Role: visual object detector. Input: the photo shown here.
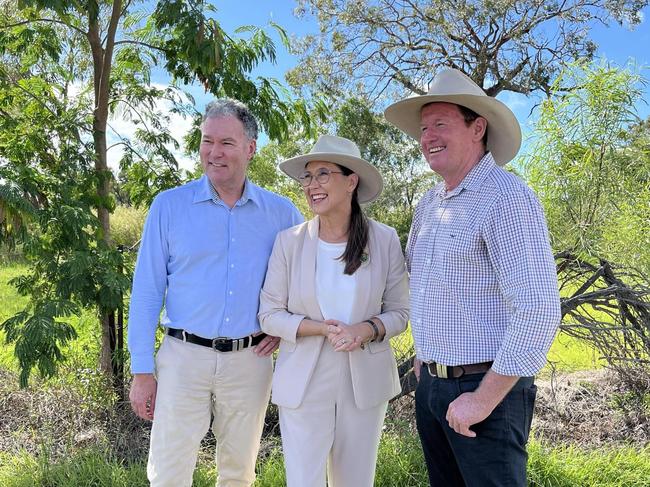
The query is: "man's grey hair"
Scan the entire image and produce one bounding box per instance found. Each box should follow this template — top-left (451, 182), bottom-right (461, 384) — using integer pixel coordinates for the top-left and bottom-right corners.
top-left (202, 98), bottom-right (259, 140)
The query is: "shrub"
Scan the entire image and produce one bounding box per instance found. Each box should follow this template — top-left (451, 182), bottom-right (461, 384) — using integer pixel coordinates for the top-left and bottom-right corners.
top-left (111, 206), bottom-right (146, 249)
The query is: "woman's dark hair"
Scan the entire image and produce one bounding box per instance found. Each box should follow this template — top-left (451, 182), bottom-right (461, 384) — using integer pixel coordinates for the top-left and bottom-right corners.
top-left (337, 164), bottom-right (369, 275)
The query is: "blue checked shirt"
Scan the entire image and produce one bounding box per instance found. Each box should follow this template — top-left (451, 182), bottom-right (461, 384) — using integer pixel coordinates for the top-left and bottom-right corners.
top-left (127, 175), bottom-right (303, 373)
top-left (406, 153), bottom-right (560, 376)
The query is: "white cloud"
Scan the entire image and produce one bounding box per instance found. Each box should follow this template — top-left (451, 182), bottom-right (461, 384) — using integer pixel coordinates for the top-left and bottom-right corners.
top-left (106, 83), bottom-right (197, 172)
top-left (497, 90), bottom-right (532, 112)
top-left (496, 90), bottom-right (544, 137)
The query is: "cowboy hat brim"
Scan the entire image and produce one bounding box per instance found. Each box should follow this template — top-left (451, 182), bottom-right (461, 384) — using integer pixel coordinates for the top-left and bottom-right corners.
top-left (384, 93), bottom-right (522, 166)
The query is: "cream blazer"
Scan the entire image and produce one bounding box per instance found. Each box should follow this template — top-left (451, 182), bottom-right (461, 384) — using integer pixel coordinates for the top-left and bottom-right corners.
top-left (258, 217), bottom-right (409, 410)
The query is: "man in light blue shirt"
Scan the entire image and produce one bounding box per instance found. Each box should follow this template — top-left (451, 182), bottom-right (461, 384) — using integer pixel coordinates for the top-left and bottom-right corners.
top-left (127, 98), bottom-right (303, 487)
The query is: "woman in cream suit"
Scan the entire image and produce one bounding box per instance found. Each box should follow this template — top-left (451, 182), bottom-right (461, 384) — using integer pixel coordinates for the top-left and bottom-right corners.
top-left (258, 135), bottom-right (409, 487)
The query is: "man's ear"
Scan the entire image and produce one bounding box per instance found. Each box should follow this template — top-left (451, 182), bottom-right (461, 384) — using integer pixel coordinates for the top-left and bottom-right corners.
top-left (247, 139), bottom-right (257, 160)
top-left (473, 117), bottom-right (487, 142)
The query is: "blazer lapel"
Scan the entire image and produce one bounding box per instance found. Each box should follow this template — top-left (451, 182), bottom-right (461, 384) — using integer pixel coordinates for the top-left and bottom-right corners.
top-left (300, 217), bottom-right (324, 321)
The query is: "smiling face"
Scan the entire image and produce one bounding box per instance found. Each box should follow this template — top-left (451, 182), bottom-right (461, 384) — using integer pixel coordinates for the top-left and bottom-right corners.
top-left (302, 161), bottom-right (358, 218)
top-left (419, 102), bottom-right (487, 183)
top-left (199, 115), bottom-right (256, 192)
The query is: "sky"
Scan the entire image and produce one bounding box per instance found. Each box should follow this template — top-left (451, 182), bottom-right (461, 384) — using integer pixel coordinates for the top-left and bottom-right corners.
top-left (107, 1), bottom-right (650, 171)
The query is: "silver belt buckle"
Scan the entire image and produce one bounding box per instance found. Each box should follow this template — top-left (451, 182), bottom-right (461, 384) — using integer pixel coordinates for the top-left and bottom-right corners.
top-left (212, 337), bottom-right (230, 351)
top-left (435, 362), bottom-right (448, 379)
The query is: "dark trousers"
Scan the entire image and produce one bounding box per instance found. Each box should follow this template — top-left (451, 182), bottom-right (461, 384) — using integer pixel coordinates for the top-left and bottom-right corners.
top-left (415, 367), bottom-right (536, 487)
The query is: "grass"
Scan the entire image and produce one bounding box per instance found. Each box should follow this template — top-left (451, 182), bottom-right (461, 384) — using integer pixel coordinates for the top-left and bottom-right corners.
top-left (0, 263), bottom-right (29, 369)
top-left (0, 263), bottom-right (105, 374)
top-left (528, 442), bottom-right (650, 487)
top-left (0, 449), bottom-right (148, 487)
top-left (374, 430), bottom-right (429, 486)
top-left (1, 438), bottom-right (649, 487)
top-left (542, 331), bottom-right (603, 376)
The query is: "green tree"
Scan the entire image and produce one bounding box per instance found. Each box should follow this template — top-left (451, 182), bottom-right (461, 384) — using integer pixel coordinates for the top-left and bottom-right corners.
top-left (601, 117), bottom-right (650, 273)
top-left (526, 61), bottom-right (649, 273)
top-left (290, 0), bottom-right (647, 102)
top-left (249, 134), bottom-right (314, 215)
top-left (0, 0), bottom-right (318, 386)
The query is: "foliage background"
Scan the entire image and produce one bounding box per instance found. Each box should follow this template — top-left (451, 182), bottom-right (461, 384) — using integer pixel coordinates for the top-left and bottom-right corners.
top-left (1, 0), bottom-right (650, 485)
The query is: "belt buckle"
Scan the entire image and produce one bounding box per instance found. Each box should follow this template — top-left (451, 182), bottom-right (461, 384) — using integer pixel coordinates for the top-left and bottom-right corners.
top-left (212, 337), bottom-right (231, 351)
top-left (435, 362), bottom-right (449, 379)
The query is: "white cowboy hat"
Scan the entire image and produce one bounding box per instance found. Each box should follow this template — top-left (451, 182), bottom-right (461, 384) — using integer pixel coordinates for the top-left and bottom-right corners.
top-left (280, 135), bottom-right (383, 204)
top-left (384, 69), bottom-right (521, 165)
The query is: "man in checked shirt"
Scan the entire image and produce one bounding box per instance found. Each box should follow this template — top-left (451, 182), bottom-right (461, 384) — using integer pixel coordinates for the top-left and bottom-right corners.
top-left (384, 69), bottom-right (561, 486)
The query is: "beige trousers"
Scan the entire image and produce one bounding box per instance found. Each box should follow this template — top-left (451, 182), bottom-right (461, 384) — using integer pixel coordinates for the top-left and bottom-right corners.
top-left (147, 335), bottom-right (272, 487)
top-left (279, 344), bottom-right (388, 487)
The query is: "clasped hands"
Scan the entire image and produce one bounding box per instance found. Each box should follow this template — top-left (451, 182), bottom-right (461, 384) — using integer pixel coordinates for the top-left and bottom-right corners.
top-left (324, 319), bottom-right (369, 352)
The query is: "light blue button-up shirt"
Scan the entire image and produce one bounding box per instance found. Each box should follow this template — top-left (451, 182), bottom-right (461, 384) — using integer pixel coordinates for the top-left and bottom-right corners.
top-left (127, 175), bottom-right (303, 373)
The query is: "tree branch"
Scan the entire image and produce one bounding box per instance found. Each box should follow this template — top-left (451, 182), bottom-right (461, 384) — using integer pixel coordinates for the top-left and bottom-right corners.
top-left (113, 39), bottom-right (168, 53)
top-left (0, 18), bottom-right (87, 37)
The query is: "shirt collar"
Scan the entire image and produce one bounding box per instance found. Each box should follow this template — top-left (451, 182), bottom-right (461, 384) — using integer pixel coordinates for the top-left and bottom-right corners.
top-left (193, 175), bottom-right (214, 203)
top-left (193, 175), bottom-right (259, 207)
top-left (435, 152), bottom-right (496, 199)
top-left (239, 179), bottom-right (260, 206)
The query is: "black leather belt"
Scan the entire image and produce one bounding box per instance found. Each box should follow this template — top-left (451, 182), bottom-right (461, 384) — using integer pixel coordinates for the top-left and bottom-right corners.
top-left (425, 361), bottom-right (493, 379)
top-left (167, 327), bottom-right (266, 352)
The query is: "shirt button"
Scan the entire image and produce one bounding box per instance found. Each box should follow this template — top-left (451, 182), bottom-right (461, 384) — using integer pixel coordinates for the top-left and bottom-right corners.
top-left (225, 317), bottom-right (230, 322)
top-left (229, 291), bottom-right (233, 295)
top-left (231, 238), bottom-right (235, 242)
top-left (426, 258), bottom-right (431, 265)
top-left (230, 264), bottom-right (234, 268)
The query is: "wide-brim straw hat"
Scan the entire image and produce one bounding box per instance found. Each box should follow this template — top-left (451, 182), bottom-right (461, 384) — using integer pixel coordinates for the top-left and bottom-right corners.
top-left (384, 68), bottom-right (521, 165)
top-left (280, 135), bottom-right (383, 204)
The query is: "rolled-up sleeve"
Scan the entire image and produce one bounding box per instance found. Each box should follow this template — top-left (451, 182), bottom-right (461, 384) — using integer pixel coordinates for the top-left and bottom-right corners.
top-left (483, 188), bottom-right (561, 376)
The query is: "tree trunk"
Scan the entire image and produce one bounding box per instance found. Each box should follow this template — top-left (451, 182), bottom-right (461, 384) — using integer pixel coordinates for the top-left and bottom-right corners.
top-left (87, 1), bottom-right (123, 377)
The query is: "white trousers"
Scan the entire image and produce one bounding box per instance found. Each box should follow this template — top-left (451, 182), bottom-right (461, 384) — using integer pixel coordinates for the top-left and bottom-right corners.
top-left (279, 344), bottom-right (388, 487)
top-left (147, 335), bottom-right (272, 487)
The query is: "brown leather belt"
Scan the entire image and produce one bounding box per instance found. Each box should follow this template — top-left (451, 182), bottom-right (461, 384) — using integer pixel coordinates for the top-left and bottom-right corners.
top-left (425, 361), bottom-right (493, 379)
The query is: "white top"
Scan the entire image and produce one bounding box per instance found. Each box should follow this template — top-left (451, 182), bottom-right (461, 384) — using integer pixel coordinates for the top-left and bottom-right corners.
top-left (316, 239), bottom-right (357, 324)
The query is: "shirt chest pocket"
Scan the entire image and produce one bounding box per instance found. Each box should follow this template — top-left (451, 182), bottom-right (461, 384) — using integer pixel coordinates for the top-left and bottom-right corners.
top-left (436, 232), bottom-right (483, 278)
top-left (444, 233), bottom-right (477, 260)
